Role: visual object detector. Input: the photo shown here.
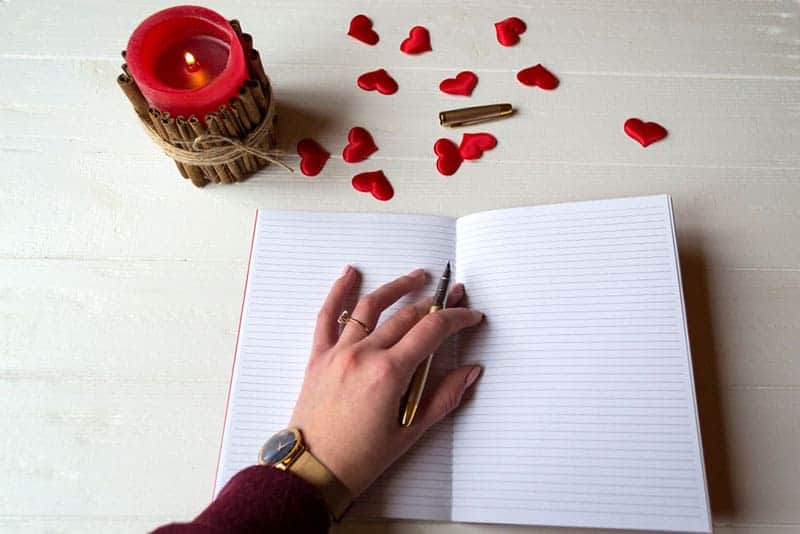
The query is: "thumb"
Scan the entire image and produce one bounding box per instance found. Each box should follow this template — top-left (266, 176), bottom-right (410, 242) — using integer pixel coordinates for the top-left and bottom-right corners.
top-left (414, 365), bottom-right (482, 432)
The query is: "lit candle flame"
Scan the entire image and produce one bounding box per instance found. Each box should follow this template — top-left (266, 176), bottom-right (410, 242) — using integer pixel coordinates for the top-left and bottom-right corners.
top-left (182, 50), bottom-right (206, 87)
top-left (184, 51), bottom-right (201, 74)
top-left (184, 51), bottom-right (196, 67)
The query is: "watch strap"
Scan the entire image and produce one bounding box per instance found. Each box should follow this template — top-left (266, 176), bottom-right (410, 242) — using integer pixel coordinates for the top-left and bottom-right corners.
top-left (289, 449), bottom-right (353, 520)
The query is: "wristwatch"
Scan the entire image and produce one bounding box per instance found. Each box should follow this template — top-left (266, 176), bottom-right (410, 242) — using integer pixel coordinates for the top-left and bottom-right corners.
top-left (258, 427), bottom-right (352, 519)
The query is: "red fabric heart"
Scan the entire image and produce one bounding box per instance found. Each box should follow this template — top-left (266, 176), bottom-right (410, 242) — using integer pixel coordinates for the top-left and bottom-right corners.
top-left (342, 127), bottom-right (378, 163)
top-left (347, 14), bottom-right (379, 45)
top-left (352, 170), bottom-right (394, 201)
top-left (517, 64), bottom-right (559, 90)
top-left (624, 118), bottom-right (668, 147)
top-left (296, 138), bottom-right (329, 176)
top-left (434, 138), bottom-right (463, 176)
top-left (439, 71), bottom-right (478, 96)
top-left (459, 132), bottom-right (497, 160)
top-left (357, 69), bottom-right (399, 95)
top-left (494, 17), bottom-right (526, 46)
top-left (400, 26), bottom-right (432, 54)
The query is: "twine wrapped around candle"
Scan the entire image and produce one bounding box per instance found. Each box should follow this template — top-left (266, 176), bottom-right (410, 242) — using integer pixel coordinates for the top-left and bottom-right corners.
top-left (137, 95), bottom-right (293, 173)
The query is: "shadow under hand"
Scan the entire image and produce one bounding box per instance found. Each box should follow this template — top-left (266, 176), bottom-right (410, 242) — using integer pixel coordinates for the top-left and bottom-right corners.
top-left (679, 241), bottom-right (734, 519)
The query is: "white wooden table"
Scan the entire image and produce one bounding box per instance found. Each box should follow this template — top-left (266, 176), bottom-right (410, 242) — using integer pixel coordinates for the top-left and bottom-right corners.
top-left (2, 1), bottom-right (798, 533)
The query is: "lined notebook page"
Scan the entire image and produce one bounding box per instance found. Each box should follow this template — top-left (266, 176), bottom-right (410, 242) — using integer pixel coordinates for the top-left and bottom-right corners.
top-left (214, 210), bottom-right (457, 521)
top-left (452, 196), bottom-right (711, 532)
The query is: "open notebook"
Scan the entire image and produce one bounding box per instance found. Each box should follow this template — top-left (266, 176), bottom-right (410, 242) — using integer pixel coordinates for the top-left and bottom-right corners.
top-left (214, 195), bottom-right (711, 533)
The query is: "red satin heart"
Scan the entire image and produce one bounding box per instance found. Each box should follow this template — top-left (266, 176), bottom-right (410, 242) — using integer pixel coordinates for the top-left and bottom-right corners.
top-left (494, 17), bottom-right (526, 46)
top-left (352, 170), bottom-right (394, 201)
top-left (347, 14), bottom-right (379, 45)
top-left (624, 118), bottom-right (668, 147)
top-left (296, 138), bottom-right (329, 176)
top-left (459, 132), bottom-right (497, 160)
top-left (342, 127), bottom-right (378, 163)
top-left (439, 71), bottom-right (478, 96)
top-left (434, 138), bottom-right (463, 176)
top-left (357, 68), bottom-right (399, 95)
top-left (517, 64), bottom-right (559, 90)
top-left (400, 25), bottom-right (432, 54)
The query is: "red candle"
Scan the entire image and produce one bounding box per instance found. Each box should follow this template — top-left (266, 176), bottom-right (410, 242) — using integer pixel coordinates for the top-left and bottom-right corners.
top-left (126, 5), bottom-right (248, 119)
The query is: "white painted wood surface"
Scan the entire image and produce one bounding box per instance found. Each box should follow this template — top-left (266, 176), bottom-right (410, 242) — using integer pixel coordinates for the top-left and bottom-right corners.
top-left (1, 1), bottom-right (798, 532)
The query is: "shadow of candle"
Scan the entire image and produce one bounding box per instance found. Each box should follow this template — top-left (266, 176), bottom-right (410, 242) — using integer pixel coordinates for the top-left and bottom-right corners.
top-left (273, 94), bottom-right (354, 155)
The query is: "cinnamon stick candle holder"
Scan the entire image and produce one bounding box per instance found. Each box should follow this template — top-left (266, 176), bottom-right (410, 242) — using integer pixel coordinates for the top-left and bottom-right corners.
top-left (118, 20), bottom-right (286, 187)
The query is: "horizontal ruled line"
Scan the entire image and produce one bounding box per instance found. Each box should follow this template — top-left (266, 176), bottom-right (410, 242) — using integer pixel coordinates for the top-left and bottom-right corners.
top-left (456, 205), bottom-right (664, 226)
top-left (375, 494), bottom-right (699, 512)
top-left (458, 217), bottom-right (665, 236)
top-left (460, 410), bottom-right (689, 418)
top-left (462, 267), bottom-right (673, 281)
top-left (458, 242), bottom-right (670, 257)
top-left (452, 470), bottom-right (696, 482)
top-left (457, 231), bottom-right (667, 247)
top-left (452, 426), bottom-right (687, 434)
top-left (454, 441), bottom-right (692, 449)
top-left (451, 502), bottom-right (700, 518)
top-left (452, 479), bottom-right (695, 491)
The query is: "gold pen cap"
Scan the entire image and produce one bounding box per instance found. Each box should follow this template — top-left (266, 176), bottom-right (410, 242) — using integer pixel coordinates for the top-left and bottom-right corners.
top-left (439, 103), bottom-right (513, 127)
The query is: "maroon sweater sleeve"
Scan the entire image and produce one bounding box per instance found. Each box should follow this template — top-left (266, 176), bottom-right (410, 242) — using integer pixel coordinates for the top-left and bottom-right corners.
top-left (151, 465), bottom-right (331, 534)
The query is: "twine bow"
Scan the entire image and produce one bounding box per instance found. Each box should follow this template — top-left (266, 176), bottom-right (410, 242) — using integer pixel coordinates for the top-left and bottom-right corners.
top-left (139, 96), bottom-right (293, 173)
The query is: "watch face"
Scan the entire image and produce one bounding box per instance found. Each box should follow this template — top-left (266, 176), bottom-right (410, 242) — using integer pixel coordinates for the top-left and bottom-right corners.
top-left (259, 428), bottom-right (298, 465)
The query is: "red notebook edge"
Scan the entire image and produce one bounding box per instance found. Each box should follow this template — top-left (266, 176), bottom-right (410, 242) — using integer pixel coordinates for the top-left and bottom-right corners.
top-left (211, 208), bottom-right (260, 501)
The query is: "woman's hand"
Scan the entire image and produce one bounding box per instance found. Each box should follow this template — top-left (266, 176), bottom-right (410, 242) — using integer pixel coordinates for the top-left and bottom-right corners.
top-left (289, 265), bottom-right (483, 497)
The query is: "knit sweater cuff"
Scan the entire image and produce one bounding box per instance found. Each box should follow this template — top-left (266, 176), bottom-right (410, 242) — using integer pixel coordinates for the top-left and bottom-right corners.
top-left (151, 465), bottom-right (331, 534)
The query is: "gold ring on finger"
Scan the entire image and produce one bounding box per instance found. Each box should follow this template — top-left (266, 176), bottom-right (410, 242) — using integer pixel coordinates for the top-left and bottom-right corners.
top-left (337, 310), bottom-right (372, 334)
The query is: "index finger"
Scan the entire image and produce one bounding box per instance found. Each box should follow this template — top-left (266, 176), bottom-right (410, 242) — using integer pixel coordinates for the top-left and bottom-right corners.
top-left (389, 307), bottom-right (483, 372)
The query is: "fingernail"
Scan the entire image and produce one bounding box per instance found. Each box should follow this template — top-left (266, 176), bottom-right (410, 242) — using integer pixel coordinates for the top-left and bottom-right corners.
top-left (449, 283), bottom-right (464, 300)
top-left (464, 365), bottom-right (482, 387)
top-left (340, 264), bottom-right (352, 277)
top-left (472, 309), bottom-right (484, 322)
top-left (409, 268), bottom-right (426, 279)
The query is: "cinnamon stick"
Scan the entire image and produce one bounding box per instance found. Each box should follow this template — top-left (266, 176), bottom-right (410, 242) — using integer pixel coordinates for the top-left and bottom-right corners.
top-left (238, 86), bottom-right (261, 125)
top-left (238, 33), bottom-right (255, 75)
top-left (204, 113), bottom-right (235, 183)
top-left (229, 97), bottom-right (265, 169)
top-left (240, 33), bottom-right (253, 53)
top-left (247, 79), bottom-right (269, 114)
top-left (258, 79), bottom-right (279, 149)
top-left (219, 105), bottom-right (257, 173)
top-left (229, 97), bottom-right (253, 131)
top-left (117, 73), bottom-right (149, 119)
top-left (228, 99), bottom-right (265, 170)
top-left (188, 117), bottom-right (221, 183)
top-left (211, 110), bottom-right (245, 182)
top-left (247, 49), bottom-right (270, 95)
top-left (176, 117), bottom-right (209, 187)
top-left (236, 32), bottom-right (272, 158)
top-left (120, 54), bottom-right (132, 84)
top-left (148, 108), bottom-right (167, 138)
top-left (246, 79), bottom-right (274, 161)
top-left (230, 23), bottom-right (259, 82)
top-left (157, 112), bottom-right (189, 179)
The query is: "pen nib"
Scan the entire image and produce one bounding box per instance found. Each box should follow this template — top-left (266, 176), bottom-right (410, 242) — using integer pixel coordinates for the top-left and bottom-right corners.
top-left (432, 262), bottom-right (452, 308)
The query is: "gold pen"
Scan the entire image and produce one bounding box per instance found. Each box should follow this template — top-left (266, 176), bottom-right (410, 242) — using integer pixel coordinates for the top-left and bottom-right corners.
top-left (400, 261), bottom-right (452, 427)
top-left (439, 103), bottom-right (513, 127)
